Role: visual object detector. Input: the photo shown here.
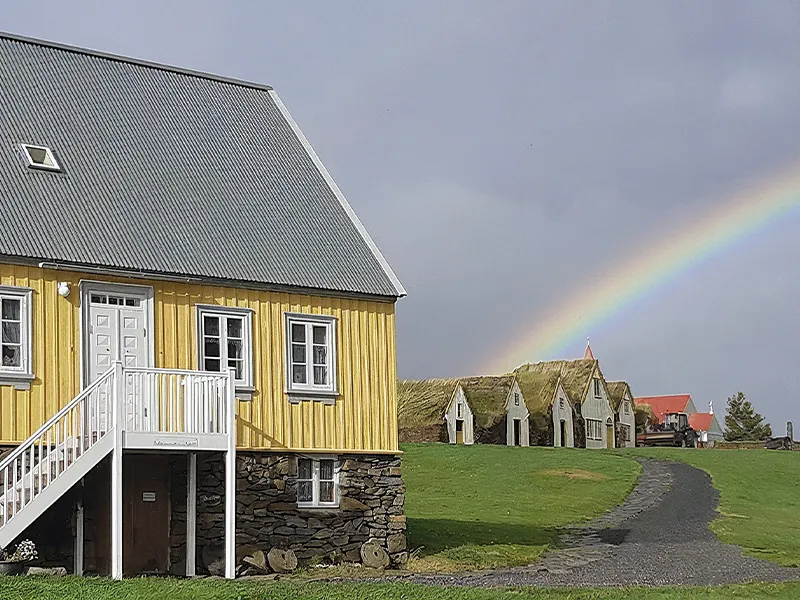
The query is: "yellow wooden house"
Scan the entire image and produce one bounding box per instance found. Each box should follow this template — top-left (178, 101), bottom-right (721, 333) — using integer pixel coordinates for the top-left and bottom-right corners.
top-left (0, 32), bottom-right (405, 578)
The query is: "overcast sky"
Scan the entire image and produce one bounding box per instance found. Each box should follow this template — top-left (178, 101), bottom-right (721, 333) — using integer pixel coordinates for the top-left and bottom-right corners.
top-left (5, 1), bottom-right (800, 433)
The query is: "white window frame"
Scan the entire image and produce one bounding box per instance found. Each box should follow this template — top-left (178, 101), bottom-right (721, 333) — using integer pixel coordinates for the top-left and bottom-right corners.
top-left (586, 418), bottom-right (602, 440)
top-left (593, 378), bottom-right (602, 398)
top-left (514, 392), bottom-right (520, 406)
top-left (0, 286), bottom-right (34, 385)
top-left (623, 400), bottom-right (630, 415)
top-left (196, 305), bottom-right (254, 390)
top-left (296, 456), bottom-right (339, 509)
top-left (284, 312), bottom-right (338, 397)
top-left (21, 144), bottom-right (61, 172)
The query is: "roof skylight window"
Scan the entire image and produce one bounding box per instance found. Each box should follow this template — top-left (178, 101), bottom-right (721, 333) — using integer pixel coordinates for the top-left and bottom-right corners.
top-left (21, 144), bottom-right (61, 171)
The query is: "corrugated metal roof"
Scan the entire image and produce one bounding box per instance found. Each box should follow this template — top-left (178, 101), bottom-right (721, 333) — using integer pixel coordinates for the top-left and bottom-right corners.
top-left (0, 32), bottom-right (404, 298)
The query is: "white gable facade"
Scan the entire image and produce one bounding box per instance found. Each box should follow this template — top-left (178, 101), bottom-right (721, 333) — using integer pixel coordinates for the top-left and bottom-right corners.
top-left (617, 391), bottom-right (636, 448)
top-left (505, 380), bottom-right (530, 446)
top-left (552, 382), bottom-right (575, 448)
top-left (445, 386), bottom-right (474, 445)
top-left (581, 369), bottom-right (615, 449)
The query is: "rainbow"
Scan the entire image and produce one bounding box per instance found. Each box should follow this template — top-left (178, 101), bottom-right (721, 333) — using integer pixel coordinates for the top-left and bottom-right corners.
top-left (480, 166), bottom-right (800, 374)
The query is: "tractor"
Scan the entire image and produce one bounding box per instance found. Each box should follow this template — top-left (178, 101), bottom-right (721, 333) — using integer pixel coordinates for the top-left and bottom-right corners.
top-left (636, 412), bottom-right (698, 448)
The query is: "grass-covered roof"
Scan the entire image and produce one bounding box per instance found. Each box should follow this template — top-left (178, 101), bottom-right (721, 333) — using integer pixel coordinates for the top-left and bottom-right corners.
top-left (513, 359), bottom-right (597, 406)
top-left (397, 375), bottom-right (516, 430)
top-left (606, 381), bottom-right (632, 412)
top-left (397, 378), bottom-right (459, 428)
top-left (514, 370), bottom-right (561, 416)
top-left (459, 376), bottom-right (516, 429)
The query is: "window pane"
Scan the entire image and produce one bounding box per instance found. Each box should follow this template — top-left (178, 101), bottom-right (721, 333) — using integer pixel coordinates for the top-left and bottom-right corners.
top-left (312, 325), bottom-right (326, 345)
top-left (297, 481), bottom-right (313, 503)
top-left (204, 337), bottom-right (220, 358)
top-left (228, 359), bottom-right (243, 380)
top-left (312, 345), bottom-right (327, 365)
top-left (319, 460), bottom-right (334, 481)
top-left (292, 365), bottom-right (307, 384)
top-left (291, 343), bottom-right (306, 364)
top-left (291, 323), bottom-right (306, 343)
top-left (204, 358), bottom-right (221, 372)
top-left (227, 318), bottom-right (243, 339)
top-left (298, 458), bottom-right (312, 480)
top-left (2, 345), bottom-right (20, 367)
top-left (313, 366), bottom-right (327, 386)
top-left (228, 339), bottom-right (243, 359)
top-left (203, 315), bottom-right (219, 336)
top-left (2, 322), bottom-right (20, 344)
top-left (108, 296), bottom-right (119, 305)
top-left (90, 295), bottom-right (104, 304)
top-left (319, 481), bottom-right (334, 503)
top-left (1, 299), bottom-right (20, 321)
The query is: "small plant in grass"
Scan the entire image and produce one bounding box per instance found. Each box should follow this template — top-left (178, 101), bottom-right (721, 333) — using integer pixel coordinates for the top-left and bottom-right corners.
top-left (1, 539), bottom-right (37, 563)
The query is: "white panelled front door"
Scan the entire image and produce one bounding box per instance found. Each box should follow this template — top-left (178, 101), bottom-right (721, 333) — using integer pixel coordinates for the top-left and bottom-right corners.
top-left (84, 287), bottom-right (151, 430)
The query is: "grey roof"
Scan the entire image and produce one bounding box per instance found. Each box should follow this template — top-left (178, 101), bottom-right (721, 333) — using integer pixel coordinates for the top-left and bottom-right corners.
top-left (0, 32), bottom-right (404, 298)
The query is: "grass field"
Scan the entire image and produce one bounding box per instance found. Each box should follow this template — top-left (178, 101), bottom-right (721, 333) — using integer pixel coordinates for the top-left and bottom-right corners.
top-left (402, 443), bottom-right (640, 571)
top-left (623, 448), bottom-right (800, 566)
top-left (1, 577), bottom-right (799, 600)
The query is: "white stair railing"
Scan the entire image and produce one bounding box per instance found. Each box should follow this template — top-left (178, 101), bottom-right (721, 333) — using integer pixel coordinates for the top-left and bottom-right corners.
top-left (0, 364), bottom-right (235, 540)
top-left (122, 368), bottom-right (231, 435)
top-left (0, 367), bottom-right (116, 527)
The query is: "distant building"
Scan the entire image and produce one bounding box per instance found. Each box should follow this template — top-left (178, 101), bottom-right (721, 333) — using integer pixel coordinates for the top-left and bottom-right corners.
top-left (689, 403), bottom-right (724, 446)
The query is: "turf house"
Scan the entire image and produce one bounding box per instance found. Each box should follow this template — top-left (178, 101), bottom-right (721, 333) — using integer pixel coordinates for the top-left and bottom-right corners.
top-left (0, 32), bottom-right (407, 578)
top-left (397, 379), bottom-right (473, 444)
top-left (606, 381), bottom-right (637, 448)
top-left (514, 370), bottom-right (575, 447)
top-left (514, 357), bottom-right (615, 449)
top-left (397, 376), bottom-right (531, 446)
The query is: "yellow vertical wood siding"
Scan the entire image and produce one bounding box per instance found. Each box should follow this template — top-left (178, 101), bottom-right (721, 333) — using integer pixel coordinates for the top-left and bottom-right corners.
top-left (0, 264), bottom-right (399, 452)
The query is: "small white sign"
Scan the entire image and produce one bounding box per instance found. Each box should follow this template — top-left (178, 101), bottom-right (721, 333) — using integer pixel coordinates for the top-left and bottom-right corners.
top-left (153, 437), bottom-right (199, 447)
top-left (142, 492), bottom-right (156, 502)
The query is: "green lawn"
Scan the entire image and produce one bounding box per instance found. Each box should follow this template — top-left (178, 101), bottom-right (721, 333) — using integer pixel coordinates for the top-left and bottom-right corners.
top-left (621, 448), bottom-right (800, 566)
top-left (402, 443), bottom-right (640, 571)
top-left (1, 577), bottom-right (800, 600)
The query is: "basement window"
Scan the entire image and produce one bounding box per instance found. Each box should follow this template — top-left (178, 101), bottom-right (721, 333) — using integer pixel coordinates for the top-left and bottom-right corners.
top-left (21, 144), bottom-right (61, 172)
top-left (297, 457), bottom-right (339, 509)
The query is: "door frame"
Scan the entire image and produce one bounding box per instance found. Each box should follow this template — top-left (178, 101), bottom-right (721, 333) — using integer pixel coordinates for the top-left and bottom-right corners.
top-left (79, 280), bottom-right (156, 389)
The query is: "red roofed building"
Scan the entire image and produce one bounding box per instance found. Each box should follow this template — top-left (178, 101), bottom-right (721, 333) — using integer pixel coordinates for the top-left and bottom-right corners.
top-left (634, 394), bottom-right (697, 424)
top-left (689, 411), bottom-right (724, 446)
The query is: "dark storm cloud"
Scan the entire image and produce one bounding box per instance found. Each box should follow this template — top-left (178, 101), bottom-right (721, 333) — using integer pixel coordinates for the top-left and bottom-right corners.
top-left (4, 0), bottom-right (799, 431)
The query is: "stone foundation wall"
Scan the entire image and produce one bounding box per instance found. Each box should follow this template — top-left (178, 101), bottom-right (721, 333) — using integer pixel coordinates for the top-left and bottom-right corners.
top-left (170, 451), bottom-right (406, 574)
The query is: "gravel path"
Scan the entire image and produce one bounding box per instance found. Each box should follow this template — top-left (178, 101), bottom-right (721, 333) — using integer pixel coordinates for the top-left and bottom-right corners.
top-left (403, 458), bottom-right (800, 587)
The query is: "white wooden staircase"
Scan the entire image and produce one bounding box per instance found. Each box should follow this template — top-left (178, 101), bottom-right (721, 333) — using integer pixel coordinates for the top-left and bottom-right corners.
top-left (0, 363), bottom-right (237, 579)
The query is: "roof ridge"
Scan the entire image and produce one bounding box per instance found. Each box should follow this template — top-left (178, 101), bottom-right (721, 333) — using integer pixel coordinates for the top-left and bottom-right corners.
top-left (0, 30), bottom-right (274, 93)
